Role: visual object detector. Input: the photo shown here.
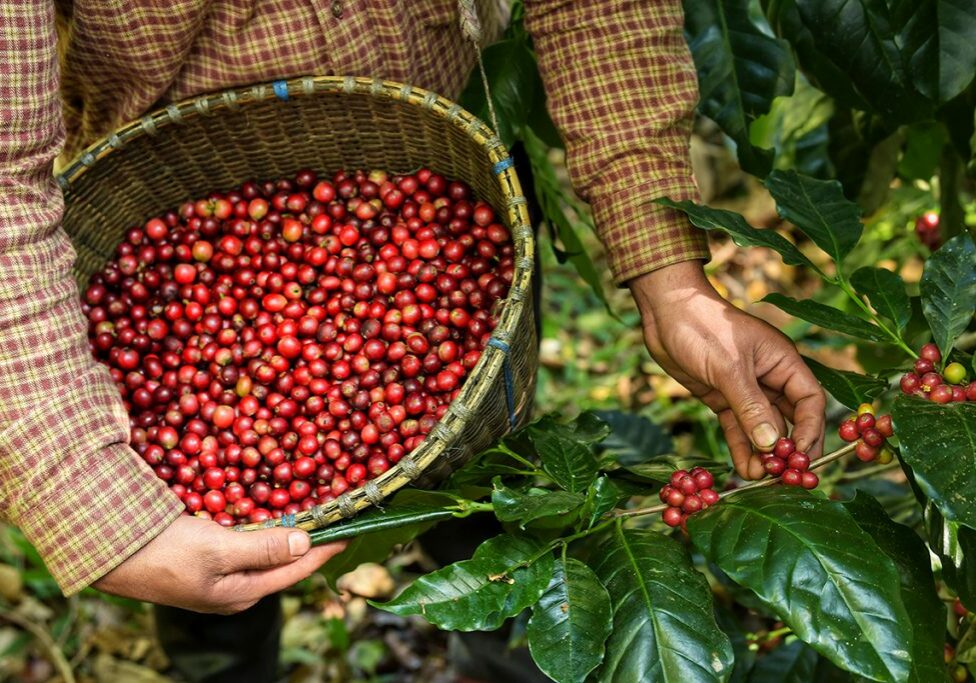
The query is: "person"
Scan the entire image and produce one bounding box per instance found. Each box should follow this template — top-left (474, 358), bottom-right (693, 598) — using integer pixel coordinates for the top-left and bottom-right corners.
top-left (0, 0), bottom-right (825, 673)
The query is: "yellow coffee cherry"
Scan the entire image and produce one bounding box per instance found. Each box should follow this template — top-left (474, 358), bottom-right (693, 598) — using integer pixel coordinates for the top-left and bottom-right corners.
top-left (945, 362), bottom-right (968, 385)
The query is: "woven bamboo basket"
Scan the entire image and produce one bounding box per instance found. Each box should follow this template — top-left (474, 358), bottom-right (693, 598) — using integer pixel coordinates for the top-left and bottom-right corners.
top-left (58, 75), bottom-right (538, 532)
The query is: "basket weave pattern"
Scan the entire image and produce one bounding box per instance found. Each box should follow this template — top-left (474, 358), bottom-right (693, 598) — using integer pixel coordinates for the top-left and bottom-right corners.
top-left (58, 76), bottom-right (538, 531)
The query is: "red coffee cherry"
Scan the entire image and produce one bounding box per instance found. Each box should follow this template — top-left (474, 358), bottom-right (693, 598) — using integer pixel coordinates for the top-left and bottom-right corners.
top-left (875, 414), bottom-right (894, 439)
top-left (773, 437), bottom-right (795, 459)
top-left (781, 469), bottom-right (802, 487)
top-left (787, 452), bottom-right (810, 472)
top-left (855, 441), bottom-right (879, 462)
top-left (662, 507), bottom-right (684, 528)
top-left (919, 343), bottom-right (942, 364)
top-left (800, 471), bottom-right (819, 490)
top-left (838, 420), bottom-right (860, 442)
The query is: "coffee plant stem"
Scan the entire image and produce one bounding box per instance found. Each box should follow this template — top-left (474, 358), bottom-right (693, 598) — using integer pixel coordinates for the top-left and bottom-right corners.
top-left (613, 442), bottom-right (858, 519)
top-left (840, 460), bottom-right (901, 481)
top-left (750, 625), bottom-right (793, 645)
top-left (455, 500), bottom-right (495, 515)
top-left (837, 278), bottom-right (918, 359)
top-left (499, 517), bottom-right (620, 577)
top-left (492, 446), bottom-right (547, 478)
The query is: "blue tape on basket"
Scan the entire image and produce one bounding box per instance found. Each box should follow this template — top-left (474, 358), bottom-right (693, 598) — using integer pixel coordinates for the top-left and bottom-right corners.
top-left (273, 80), bottom-right (289, 101)
top-left (280, 513), bottom-right (295, 528)
top-left (487, 337), bottom-right (516, 430)
top-left (493, 157), bottom-right (514, 174)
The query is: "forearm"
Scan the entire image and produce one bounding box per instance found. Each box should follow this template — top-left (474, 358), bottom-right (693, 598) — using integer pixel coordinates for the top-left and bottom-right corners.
top-left (0, 0), bottom-right (182, 595)
top-left (523, 0), bottom-right (710, 283)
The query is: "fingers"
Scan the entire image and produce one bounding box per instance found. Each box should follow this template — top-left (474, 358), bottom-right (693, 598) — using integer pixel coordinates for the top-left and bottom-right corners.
top-left (215, 541), bottom-right (347, 613)
top-left (716, 366), bottom-right (783, 455)
top-left (241, 542), bottom-right (346, 594)
top-left (719, 410), bottom-right (766, 480)
top-left (219, 527), bottom-right (317, 572)
top-left (779, 364), bottom-right (826, 457)
top-left (757, 349), bottom-right (826, 457)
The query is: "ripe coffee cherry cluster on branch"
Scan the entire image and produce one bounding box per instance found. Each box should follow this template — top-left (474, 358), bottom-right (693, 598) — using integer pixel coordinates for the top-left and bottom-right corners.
top-left (900, 343), bottom-right (976, 404)
top-left (761, 437), bottom-right (818, 489)
top-left (82, 168), bottom-right (514, 526)
top-left (837, 403), bottom-right (894, 464)
top-left (659, 467), bottom-right (719, 528)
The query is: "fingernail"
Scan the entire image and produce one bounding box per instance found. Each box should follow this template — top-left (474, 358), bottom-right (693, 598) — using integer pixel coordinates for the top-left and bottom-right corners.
top-left (288, 532), bottom-right (310, 557)
top-left (752, 423), bottom-right (778, 450)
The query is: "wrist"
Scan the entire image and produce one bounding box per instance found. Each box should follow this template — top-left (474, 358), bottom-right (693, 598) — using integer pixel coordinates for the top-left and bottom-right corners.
top-left (627, 260), bottom-right (718, 321)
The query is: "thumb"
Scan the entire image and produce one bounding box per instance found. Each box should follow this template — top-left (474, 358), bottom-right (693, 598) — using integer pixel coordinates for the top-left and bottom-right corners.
top-left (220, 527), bottom-right (312, 572)
top-left (719, 372), bottom-right (781, 453)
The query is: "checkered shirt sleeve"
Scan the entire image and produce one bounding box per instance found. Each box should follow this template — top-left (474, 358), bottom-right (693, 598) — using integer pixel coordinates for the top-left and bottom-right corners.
top-left (525, 0), bottom-right (711, 285)
top-left (0, 0), bottom-right (183, 596)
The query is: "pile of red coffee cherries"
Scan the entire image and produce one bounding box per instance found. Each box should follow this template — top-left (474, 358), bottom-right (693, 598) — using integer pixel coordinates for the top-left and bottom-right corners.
top-left (659, 468), bottom-right (720, 529)
top-left (837, 403), bottom-right (894, 464)
top-left (760, 437), bottom-right (819, 489)
top-left (900, 343), bottom-right (976, 404)
top-left (82, 168), bottom-right (513, 526)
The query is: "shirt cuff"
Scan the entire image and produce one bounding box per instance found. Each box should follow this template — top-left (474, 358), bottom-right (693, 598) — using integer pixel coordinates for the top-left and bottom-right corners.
top-left (590, 179), bottom-right (711, 286)
top-left (0, 360), bottom-right (184, 595)
top-left (19, 441), bottom-right (183, 596)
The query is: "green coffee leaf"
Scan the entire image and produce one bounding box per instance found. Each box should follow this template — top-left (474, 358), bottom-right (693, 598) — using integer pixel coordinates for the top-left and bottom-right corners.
top-left (850, 266), bottom-right (912, 333)
top-left (844, 493), bottom-right (945, 683)
top-left (920, 233), bottom-right (976, 359)
top-left (683, 0), bottom-right (795, 176)
top-left (579, 477), bottom-right (625, 529)
top-left (749, 77), bottom-right (835, 180)
top-left (315, 490), bottom-right (459, 586)
top-left (372, 534), bottom-right (552, 631)
top-left (802, 356), bottom-right (888, 411)
top-left (568, 411), bottom-right (613, 444)
top-left (526, 558), bottom-right (613, 683)
top-left (491, 481), bottom-right (584, 528)
top-left (688, 487), bottom-right (913, 681)
top-left (891, 0), bottom-right (976, 104)
top-left (526, 419), bottom-right (600, 494)
top-left (763, 293), bottom-right (888, 342)
top-left (892, 395), bottom-right (976, 529)
top-left (905, 461), bottom-right (976, 611)
top-left (659, 198), bottom-right (824, 277)
top-left (592, 527), bottom-right (733, 682)
top-left (310, 490), bottom-right (459, 546)
top-left (592, 410), bottom-right (673, 466)
top-left (764, 0), bottom-right (934, 123)
top-left (764, 170), bottom-right (863, 264)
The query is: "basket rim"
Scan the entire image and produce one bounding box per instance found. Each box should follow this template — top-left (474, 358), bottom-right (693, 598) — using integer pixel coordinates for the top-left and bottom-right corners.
top-left (59, 75), bottom-right (536, 533)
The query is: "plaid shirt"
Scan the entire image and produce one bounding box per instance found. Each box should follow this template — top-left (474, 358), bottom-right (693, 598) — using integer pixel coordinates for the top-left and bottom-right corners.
top-left (0, 0), bottom-right (707, 595)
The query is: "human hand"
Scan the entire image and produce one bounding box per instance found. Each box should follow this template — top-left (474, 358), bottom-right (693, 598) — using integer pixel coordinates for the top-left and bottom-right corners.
top-left (93, 515), bottom-right (346, 614)
top-left (629, 261), bottom-right (825, 479)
